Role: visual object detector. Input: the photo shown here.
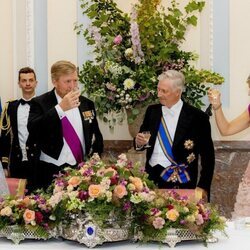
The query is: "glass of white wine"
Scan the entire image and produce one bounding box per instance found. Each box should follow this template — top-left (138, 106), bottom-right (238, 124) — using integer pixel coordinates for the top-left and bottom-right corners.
top-left (207, 83), bottom-right (220, 105)
top-left (142, 131), bottom-right (151, 148)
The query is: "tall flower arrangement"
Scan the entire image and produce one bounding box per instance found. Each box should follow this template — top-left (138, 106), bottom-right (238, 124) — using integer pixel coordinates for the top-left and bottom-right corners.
top-left (77, 0), bottom-right (224, 127)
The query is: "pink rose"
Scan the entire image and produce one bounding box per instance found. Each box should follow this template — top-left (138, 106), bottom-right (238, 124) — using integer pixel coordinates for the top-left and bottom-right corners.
top-left (113, 35), bottom-right (122, 45)
top-left (196, 213), bottom-right (204, 225)
top-left (153, 217), bottom-right (165, 229)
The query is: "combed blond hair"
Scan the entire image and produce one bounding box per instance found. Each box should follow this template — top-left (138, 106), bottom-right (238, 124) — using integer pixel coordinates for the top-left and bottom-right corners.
top-left (51, 60), bottom-right (77, 81)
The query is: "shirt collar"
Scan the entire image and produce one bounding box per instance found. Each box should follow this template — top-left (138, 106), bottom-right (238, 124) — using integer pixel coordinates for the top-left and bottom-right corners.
top-left (21, 95), bottom-right (36, 102)
top-left (162, 99), bottom-right (183, 116)
top-left (54, 89), bottom-right (62, 103)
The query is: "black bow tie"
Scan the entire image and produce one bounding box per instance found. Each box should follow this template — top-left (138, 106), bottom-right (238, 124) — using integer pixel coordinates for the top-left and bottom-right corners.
top-left (20, 99), bottom-right (31, 105)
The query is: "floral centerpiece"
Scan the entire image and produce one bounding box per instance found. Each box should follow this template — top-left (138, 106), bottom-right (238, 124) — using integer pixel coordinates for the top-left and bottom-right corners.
top-left (76, 0), bottom-right (224, 127)
top-left (46, 153), bottom-right (156, 230)
top-left (0, 154), bottom-right (226, 246)
top-left (0, 193), bottom-right (59, 239)
top-left (133, 189), bottom-right (227, 244)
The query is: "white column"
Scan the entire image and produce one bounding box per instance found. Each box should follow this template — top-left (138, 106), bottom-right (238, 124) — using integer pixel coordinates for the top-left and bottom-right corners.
top-left (47, 0), bottom-right (78, 89)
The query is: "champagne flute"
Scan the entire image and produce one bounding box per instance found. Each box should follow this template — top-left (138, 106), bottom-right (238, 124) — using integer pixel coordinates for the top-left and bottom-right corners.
top-left (142, 131), bottom-right (151, 148)
top-left (73, 86), bottom-right (81, 106)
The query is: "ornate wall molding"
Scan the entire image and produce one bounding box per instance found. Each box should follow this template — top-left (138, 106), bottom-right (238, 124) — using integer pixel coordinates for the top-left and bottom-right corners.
top-left (25, 0), bottom-right (34, 68)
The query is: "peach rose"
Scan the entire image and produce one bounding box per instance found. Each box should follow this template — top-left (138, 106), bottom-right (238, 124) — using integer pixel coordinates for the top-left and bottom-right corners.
top-left (22, 197), bottom-right (31, 207)
top-left (68, 176), bottom-right (81, 187)
top-left (166, 209), bottom-right (179, 222)
top-left (88, 184), bottom-right (102, 198)
top-left (0, 206), bottom-right (12, 216)
top-left (113, 185), bottom-right (128, 199)
top-left (23, 209), bottom-right (35, 224)
top-left (104, 167), bottom-right (117, 177)
top-left (129, 176), bottom-right (143, 191)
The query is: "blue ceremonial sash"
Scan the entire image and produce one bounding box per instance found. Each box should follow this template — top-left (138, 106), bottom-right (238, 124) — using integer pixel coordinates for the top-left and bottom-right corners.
top-left (158, 117), bottom-right (190, 183)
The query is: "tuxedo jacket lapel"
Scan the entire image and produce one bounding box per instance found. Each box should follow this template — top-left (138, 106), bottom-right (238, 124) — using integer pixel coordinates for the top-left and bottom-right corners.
top-left (173, 102), bottom-right (193, 148)
top-left (47, 89), bottom-right (58, 108)
top-left (150, 105), bottom-right (162, 145)
top-left (10, 101), bottom-right (19, 140)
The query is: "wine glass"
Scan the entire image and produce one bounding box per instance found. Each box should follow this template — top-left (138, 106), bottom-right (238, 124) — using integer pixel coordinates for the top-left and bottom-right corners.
top-left (207, 83), bottom-right (220, 105)
top-left (142, 131), bottom-right (151, 148)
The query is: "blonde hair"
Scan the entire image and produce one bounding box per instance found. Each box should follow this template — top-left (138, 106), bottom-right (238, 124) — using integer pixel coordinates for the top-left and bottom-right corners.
top-left (51, 60), bottom-right (77, 81)
top-left (158, 70), bottom-right (185, 92)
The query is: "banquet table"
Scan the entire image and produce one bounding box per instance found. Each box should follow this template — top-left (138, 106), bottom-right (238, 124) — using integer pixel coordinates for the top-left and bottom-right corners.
top-left (0, 222), bottom-right (249, 250)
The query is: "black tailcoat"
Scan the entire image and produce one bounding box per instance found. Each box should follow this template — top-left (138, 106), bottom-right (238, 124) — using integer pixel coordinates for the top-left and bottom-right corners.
top-left (137, 103), bottom-right (215, 194)
top-left (0, 100), bottom-right (39, 190)
top-left (28, 89), bottom-right (103, 161)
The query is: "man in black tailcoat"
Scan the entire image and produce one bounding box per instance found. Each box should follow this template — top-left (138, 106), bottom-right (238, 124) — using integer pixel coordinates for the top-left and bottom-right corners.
top-left (135, 70), bottom-right (215, 200)
top-left (0, 67), bottom-right (39, 192)
top-left (28, 60), bottom-right (103, 190)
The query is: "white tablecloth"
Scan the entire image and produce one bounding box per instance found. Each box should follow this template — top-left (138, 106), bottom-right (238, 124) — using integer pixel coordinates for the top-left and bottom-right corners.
top-left (0, 222), bottom-right (249, 250)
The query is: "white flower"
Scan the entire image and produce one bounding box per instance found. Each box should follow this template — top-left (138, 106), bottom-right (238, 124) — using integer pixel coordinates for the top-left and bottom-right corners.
top-left (125, 48), bottom-right (133, 58)
top-left (67, 185), bottom-right (74, 192)
top-left (0, 206), bottom-right (12, 216)
top-left (49, 215), bottom-right (56, 221)
top-left (130, 193), bottom-right (143, 204)
top-left (116, 153), bottom-right (128, 167)
top-left (31, 220), bottom-right (36, 226)
top-left (100, 177), bottom-right (111, 190)
top-left (123, 78), bottom-right (135, 90)
top-left (54, 184), bottom-right (64, 194)
top-left (106, 191), bottom-right (112, 202)
top-left (48, 191), bottom-right (64, 208)
top-left (68, 191), bottom-right (79, 199)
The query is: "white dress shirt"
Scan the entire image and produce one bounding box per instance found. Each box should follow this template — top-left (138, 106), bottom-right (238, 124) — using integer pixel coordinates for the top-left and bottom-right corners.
top-left (17, 98), bottom-right (33, 161)
top-left (149, 99), bottom-right (183, 168)
top-left (40, 91), bottom-right (85, 166)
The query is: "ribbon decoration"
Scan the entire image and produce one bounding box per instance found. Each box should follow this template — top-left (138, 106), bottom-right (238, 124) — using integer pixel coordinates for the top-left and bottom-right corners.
top-left (158, 117), bottom-right (190, 183)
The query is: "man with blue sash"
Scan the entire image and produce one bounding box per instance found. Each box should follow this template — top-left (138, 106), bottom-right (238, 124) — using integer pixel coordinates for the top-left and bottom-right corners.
top-left (135, 70), bottom-right (215, 200)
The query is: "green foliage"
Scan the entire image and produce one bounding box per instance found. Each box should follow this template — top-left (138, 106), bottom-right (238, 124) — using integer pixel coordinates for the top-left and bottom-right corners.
top-left (77, 0), bottom-right (224, 127)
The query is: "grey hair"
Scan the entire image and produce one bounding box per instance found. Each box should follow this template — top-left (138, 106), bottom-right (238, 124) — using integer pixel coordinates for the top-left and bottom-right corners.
top-left (158, 70), bottom-right (185, 92)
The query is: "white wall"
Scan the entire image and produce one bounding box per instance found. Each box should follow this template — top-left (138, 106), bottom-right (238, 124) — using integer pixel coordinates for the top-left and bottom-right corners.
top-left (0, 0), bottom-right (14, 104)
top-left (1, 0), bottom-right (250, 141)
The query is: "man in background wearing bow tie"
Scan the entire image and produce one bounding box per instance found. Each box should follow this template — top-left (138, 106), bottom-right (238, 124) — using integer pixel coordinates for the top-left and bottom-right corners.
top-left (0, 67), bottom-right (38, 192)
top-left (135, 70), bottom-right (215, 200)
top-left (28, 60), bottom-right (104, 190)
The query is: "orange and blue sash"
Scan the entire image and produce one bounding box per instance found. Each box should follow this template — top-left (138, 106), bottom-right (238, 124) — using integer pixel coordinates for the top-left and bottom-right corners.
top-left (158, 117), bottom-right (190, 183)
